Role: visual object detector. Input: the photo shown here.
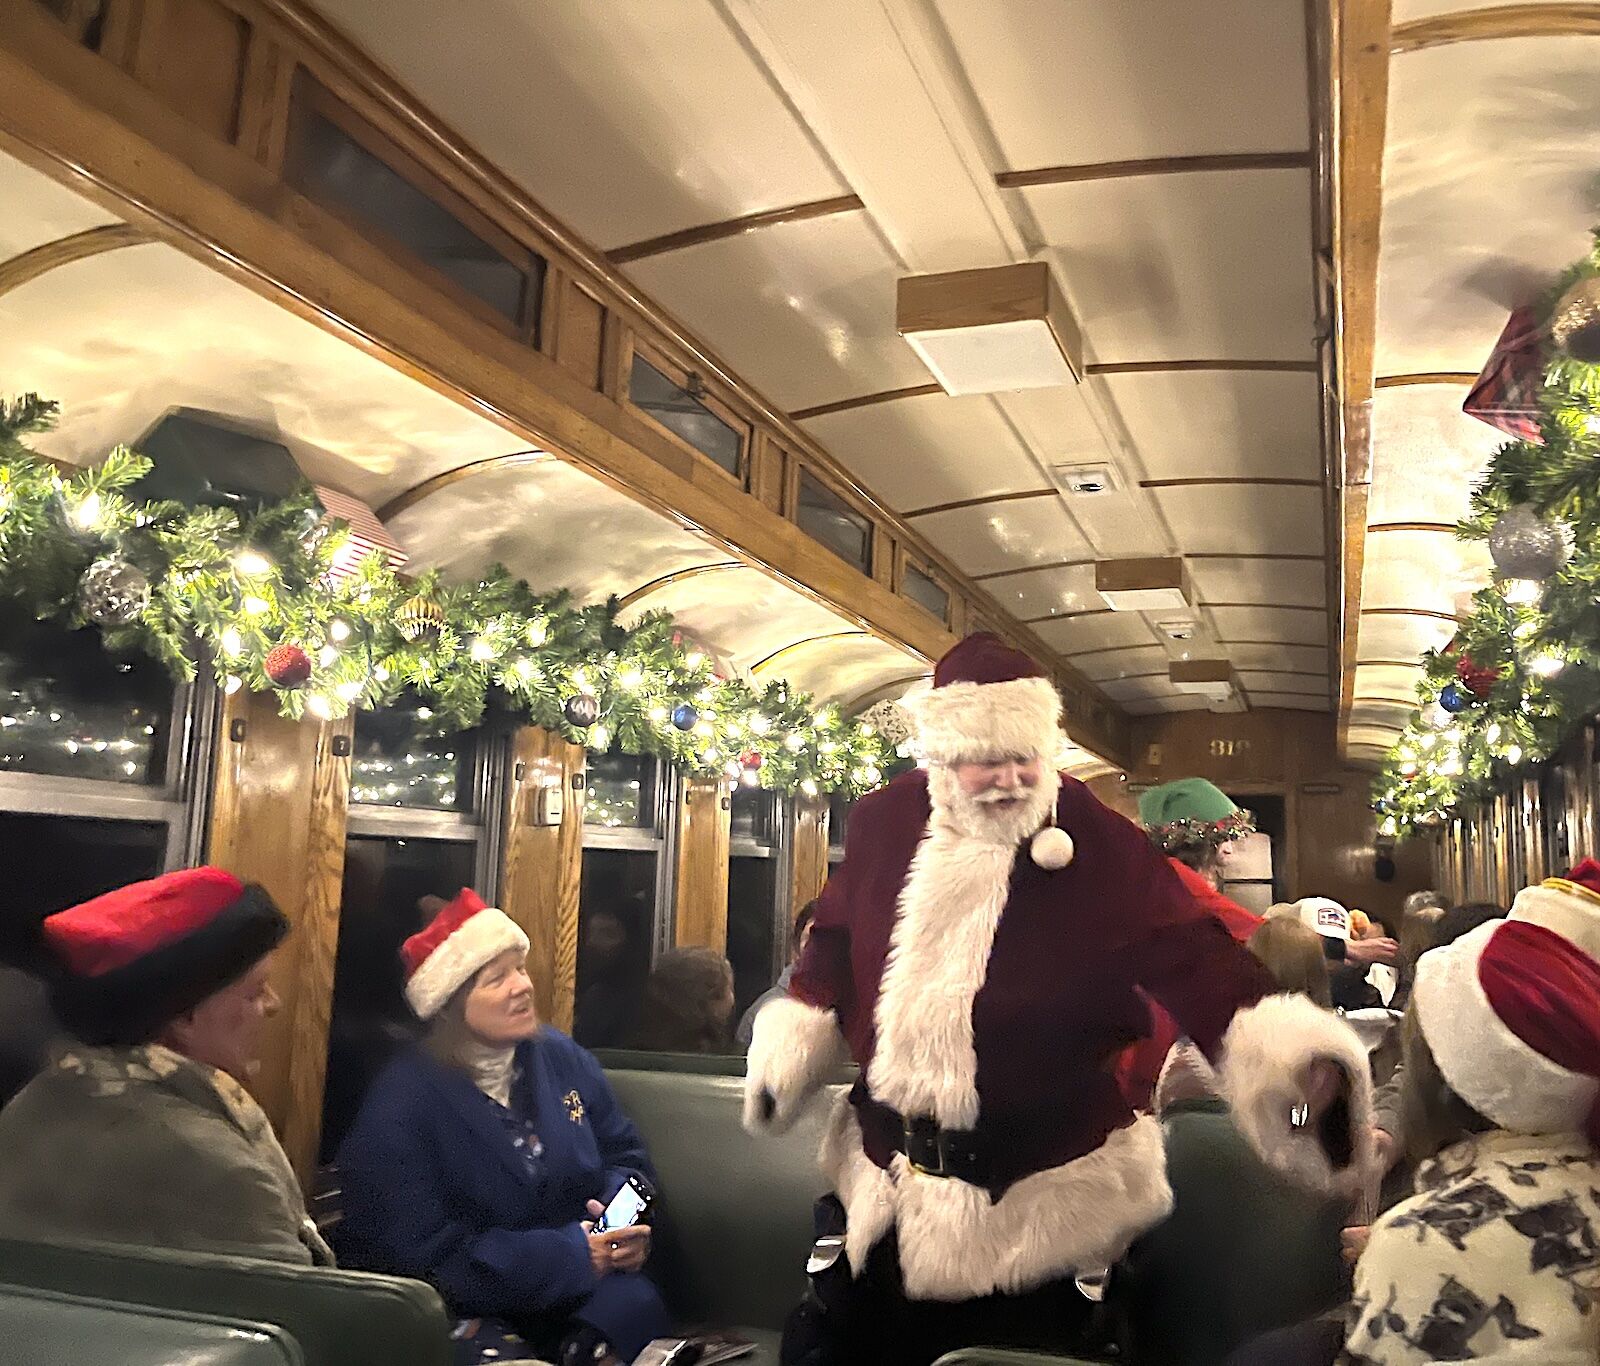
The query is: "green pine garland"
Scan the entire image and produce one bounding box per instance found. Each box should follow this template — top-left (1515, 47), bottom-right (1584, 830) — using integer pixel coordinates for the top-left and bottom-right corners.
top-left (0, 395), bottom-right (901, 797)
top-left (1371, 230), bottom-right (1600, 838)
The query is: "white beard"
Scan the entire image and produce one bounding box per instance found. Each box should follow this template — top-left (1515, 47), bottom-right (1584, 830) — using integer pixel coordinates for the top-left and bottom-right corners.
top-left (927, 764), bottom-right (1060, 849)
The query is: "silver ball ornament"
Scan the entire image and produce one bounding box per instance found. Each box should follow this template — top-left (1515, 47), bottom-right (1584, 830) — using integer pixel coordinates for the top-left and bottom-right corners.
top-left (1551, 275), bottom-right (1600, 365)
top-left (78, 555), bottom-right (150, 626)
top-left (1488, 504), bottom-right (1568, 582)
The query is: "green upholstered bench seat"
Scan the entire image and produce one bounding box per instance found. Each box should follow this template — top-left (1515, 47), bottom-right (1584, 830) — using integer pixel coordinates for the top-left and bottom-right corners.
top-left (0, 1283), bottom-right (306, 1366)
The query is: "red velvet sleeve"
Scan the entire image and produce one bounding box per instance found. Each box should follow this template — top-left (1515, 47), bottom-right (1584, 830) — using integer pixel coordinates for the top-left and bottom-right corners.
top-left (788, 847), bottom-right (854, 1018)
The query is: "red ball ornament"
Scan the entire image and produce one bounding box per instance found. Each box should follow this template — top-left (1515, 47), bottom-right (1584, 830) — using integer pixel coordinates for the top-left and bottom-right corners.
top-left (1455, 654), bottom-right (1501, 699)
top-left (740, 750), bottom-right (763, 771)
top-left (264, 642), bottom-right (312, 688)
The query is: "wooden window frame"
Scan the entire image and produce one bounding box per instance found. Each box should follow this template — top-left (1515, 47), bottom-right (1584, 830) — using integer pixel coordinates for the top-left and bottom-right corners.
top-left (285, 74), bottom-right (546, 344)
top-left (621, 335), bottom-right (752, 488)
top-left (785, 459), bottom-right (881, 579)
top-left (894, 545), bottom-right (952, 627)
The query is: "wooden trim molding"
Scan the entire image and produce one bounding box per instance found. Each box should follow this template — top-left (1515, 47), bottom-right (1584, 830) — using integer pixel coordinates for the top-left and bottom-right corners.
top-left (1375, 371), bottom-right (1478, 387)
top-left (750, 631), bottom-right (870, 675)
top-left (1019, 608), bottom-right (1113, 625)
top-left (1140, 477), bottom-right (1322, 490)
top-left (902, 488), bottom-right (1056, 519)
top-left (789, 383), bottom-right (943, 422)
top-left (1202, 602), bottom-right (1330, 613)
top-left (972, 557), bottom-right (1095, 582)
top-left (843, 671), bottom-right (931, 714)
top-left (1355, 658), bottom-right (1428, 668)
top-left (0, 221), bottom-right (151, 299)
top-left (616, 561), bottom-right (745, 611)
top-left (996, 150), bottom-right (1311, 190)
top-left (1086, 358), bottom-right (1319, 376)
top-left (1392, 3), bottom-right (1600, 52)
top-left (1367, 520), bottom-right (1457, 533)
top-left (376, 450), bottom-right (552, 521)
top-left (1189, 552), bottom-right (1328, 562)
top-left (607, 194), bottom-right (865, 264)
top-left (1360, 606), bottom-right (1460, 623)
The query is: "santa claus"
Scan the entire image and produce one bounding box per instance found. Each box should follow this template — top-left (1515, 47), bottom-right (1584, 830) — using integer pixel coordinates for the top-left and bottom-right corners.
top-left (746, 634), bottom-right (1373, 1364)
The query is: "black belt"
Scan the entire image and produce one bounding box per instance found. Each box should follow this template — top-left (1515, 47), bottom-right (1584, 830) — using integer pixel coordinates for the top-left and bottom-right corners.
top-left (854, 1087), bottom-right (988, 1183)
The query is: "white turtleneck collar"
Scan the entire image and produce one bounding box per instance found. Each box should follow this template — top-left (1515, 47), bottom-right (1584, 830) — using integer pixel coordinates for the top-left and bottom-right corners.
top-left (460, 1037), bottom-right (518, 1107)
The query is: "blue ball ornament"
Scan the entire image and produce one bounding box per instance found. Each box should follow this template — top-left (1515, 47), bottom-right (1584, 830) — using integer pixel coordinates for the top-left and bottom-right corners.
top-left (671, 703), bottom-right (699, 732)
top-left (1439, 682), bottom-right (1468, 714)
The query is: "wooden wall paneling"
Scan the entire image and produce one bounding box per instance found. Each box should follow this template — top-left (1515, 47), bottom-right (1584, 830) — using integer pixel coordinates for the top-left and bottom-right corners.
top-left (674, 777), bottom-right (731, 951)
top-left (206, 686), bottom-right (351, 1183)
top-left (125, 0), bottom-right (251, 143)
top-left (33, 0), bottom-right (103, 42)
top-left (235, 20), bottom-right (293, 169)
top-left (499, 725), bottom-right (584, 1032)
top-left (554, 273), bottom-right (607, 392)
top-left (748, 432), bottom-right (786, 513)
top-left (790, 792), bottom-right (830, 915)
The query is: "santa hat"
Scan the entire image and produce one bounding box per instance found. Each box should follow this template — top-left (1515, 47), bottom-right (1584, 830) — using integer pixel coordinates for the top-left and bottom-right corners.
top-left (401, 888), bottom-right (529, 1020)
top-left (43, 867), bottom-right (287, 1046)
top-left (1414, 863), bottom-right (1600, 1143)
top-left (1294, 897), bottom-right (1353, 944)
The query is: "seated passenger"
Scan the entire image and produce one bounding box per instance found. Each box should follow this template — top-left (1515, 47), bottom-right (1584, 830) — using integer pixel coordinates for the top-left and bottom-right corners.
top-left (0, 867), bottom-right (329, 1264)
top-left (1293, 898), bottom-right (1397, 1011)
top-left (736, 901), bottom-right (815, 1050)
top-left (335, 889), bottom-right (668, 1366)
top-left (629, 946), bottom-right (736, 1053)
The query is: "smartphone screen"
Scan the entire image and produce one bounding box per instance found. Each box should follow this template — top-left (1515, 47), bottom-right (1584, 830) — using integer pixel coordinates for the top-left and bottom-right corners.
top-left (594, 1179), bottom-right (649, 1233)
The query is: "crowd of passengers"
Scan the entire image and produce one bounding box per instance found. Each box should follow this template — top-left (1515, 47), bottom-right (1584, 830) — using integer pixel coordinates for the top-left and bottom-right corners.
top-left (0, 789), bottom-right (1597, 1366)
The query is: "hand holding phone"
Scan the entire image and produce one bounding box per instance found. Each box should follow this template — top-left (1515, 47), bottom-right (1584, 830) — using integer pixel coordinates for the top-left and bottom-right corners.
top-left (592, 1175), bottom-right (653, 1234)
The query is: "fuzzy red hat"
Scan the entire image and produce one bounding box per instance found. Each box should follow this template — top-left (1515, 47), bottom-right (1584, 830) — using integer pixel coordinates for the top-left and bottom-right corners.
top-left (43, 866), bottom-right (287, 1046)
top-left (1415, 867), bottom-right (1600, 1143)
top-left (401, 888), bottom-right (530, 1020)
top-left (906, 633), bottom-right (1063, 766)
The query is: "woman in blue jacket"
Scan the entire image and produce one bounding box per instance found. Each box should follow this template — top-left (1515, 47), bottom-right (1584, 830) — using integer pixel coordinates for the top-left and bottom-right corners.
top-left (336, 890), bottom-right (669, 1366)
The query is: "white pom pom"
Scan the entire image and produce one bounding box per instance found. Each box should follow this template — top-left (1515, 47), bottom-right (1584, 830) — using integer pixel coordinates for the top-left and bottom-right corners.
top-left (1030, 824), bottom-right (1075, 870)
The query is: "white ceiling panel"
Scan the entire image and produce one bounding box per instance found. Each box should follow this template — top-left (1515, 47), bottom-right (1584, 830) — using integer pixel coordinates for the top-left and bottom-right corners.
top-left (1074, 645), bottom-right (1172, 682)
top-left (1353, 663), bottom-right (1428, 706)
top-left (994, 382), bottom-right (1116, 467)
top-left (1376, 37), bottom-right (1600, 375)
top-left (1206, 606), bottom-right (1328, 647)
top-left (1097, 370), bottom-right (1322, 482)
top-left (937, 1), bottom-right (1307, 167)
top-left (1128, 694), bottom-right (1212, 715)
top-left (1356, 614), bottom-right (1457, 664)
top-left (1035, 613), bottom-right (1159, 656)
top-left (624, 213), bottom-right (925, 413)
top-left (1146, 485), bottom-right (1325, 556)
top-left (0, 240), bottom-right (527, 502)
top-left (915, 498), bottom-right (1090, 577)
top-left (1347, 722), bottom-right (1405, 748)
top-left (1226, 643), bottom-right (1329, 674)
top-left (1238, 672), bottom-right (1329, 696)
top-left (799, 393), bottom-right (1047, 513)
top-left (751, 633), bottom-right (928, 704)
top-left (1098, 674), bottom-right (1175, 703)
top-left (307, 0), bottom-right (847, 247)
top-left (1350, 701), bottom-right (1415, 734)
top-left (1393, 0), bottom-right (1544, 15)
top-left (1252, 694), bottom-right (1331, 712)
top-left (390, 461), bottom-right (719, 604)
top-left (985, 562), bottom-right (1099, 620)
top-left (1190, 557), bottom-right (1327, 609)
top-left (0, 152), bottom-right (119, 259)
top-left (1362, 530), bottom-right (1492, 616)
top-left (1367, 385), bottom-right (1504, 526)
top-left (1017, 171), bottom-right (1315, 363)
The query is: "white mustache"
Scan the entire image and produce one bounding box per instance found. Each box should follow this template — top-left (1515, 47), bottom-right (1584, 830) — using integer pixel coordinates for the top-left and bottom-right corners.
top-left (971, 788), bottom-right (1028, 804)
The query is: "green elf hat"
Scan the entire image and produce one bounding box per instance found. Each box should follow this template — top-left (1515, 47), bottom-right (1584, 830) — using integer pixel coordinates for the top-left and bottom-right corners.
top-left (1138, 778), bottom-right (1255, 854)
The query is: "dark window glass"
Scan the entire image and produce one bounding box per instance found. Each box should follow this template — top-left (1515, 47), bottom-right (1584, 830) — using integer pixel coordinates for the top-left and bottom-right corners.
top-left (730, 783), bottom-right (777, 843)
top-left (727, 855), bottom-right (779, 1024)
top-left (584, 751), bottom-right (656, 828)
top-left (904, 562), bottom-right (950, 622)
top-left (288, 103), bottom-right (537, 327)
top-left (350, 695), bottom-right (475, 811)
top-left (0, 604), bottom-right (171, 786)
top-left (1542, 765), bottom-right (1572, 873)
top-left (797, 470), bottom-right (871, 572)
top-left (829, 790), bottom-right (855, 852)
top-left (322, 834), bottom-right (478, 1159)
top-left (574, 849), bottom-right (656, 1049)
top-left (628, 355), bottom-right (742, 476)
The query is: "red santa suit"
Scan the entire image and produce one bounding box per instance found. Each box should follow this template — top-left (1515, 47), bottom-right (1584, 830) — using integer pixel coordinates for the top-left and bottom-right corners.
top-left (746, 635), bottom-right (1372, 1313)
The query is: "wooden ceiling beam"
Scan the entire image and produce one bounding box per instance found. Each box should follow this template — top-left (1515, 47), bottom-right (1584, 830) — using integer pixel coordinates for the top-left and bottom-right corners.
top-left (996, 150), bottom-right (1311, 190)
top-left (1392, 3), bottom-right (1600, 52)
top-left (0, 221), bottom-right (150, 299)
top-left (605, 194), bottom-right (865, 265)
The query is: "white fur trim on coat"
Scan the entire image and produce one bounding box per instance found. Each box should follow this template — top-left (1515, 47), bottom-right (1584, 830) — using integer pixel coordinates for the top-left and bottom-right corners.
top-left (404, 908), bottom-right (529, 1020)
top-left (1218, 992), bottom-right (1375, 1197)
top-left (904, 675), bottom-right (1063, 765)
top-left (821, 1102), bottom-right (1172, 1301)
top-left (744, 995), bottom-right (850, 1133)
top-left (1414, 920), bottom-right (1600, 1135)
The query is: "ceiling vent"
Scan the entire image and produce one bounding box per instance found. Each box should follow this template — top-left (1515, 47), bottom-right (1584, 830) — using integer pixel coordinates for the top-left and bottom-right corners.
top-left (1155, 618), bottom-right (1198, 642)
top-left (896, 262), bottom-right (1083, 396)
top-left (1096, 558), bottom-right (1191, 612)
top-left (1055, 462), bottom-right (1121, 498)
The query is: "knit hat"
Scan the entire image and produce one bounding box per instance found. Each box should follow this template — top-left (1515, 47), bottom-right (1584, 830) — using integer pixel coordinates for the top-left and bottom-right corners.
top-left (1295, 897), bottom-right (1353, 944)
top-left (1138, 778), bottom-right (1254, 853)
top-left (1414, 863), bottom-right (1600, 1142)
top-left (401, 888), bottom-right (530, 1020)
top-left (43, 866), bottom-right (288, 1046)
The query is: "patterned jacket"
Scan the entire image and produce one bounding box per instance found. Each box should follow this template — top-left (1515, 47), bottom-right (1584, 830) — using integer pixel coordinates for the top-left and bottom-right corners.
top-left (0, 1044), bottom-right (330, 1265)
top-left (1344, 1130), bottom-right (1600, 1364)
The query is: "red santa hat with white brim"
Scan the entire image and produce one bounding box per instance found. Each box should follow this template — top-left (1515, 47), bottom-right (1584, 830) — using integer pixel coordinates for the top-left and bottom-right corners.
top-left (902, 632), bottom-right (1075, 869)
top-left (401, 888), bottom-right (530, 1020)
top-left (1412, 859), bottom-right (1600, 1142)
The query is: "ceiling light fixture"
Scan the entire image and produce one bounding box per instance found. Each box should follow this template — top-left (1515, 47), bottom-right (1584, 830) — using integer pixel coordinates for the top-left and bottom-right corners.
top-left (896, 262), bottom-right (1083, 396)
top-left (1096, 558), bottom-right (1191, 612)
top-left (1169, 659), bottom-right (1235, 702)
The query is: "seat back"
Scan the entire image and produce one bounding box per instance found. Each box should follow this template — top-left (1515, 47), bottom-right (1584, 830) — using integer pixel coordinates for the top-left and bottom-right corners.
top-left (0, 1234), bottom-right (451, 1366)
top-left (602, 1054), bottom-right (844, 1332)
top-left (0, 1283), bottom-right (305, 1366)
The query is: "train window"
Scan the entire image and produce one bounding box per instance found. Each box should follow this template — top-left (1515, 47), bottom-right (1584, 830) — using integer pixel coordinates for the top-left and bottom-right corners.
top-left (903, 560), bottom-right (950, 623)
top-left (349, 692), bottom-right (477, 812)
top-left (796, 470), bottom-right (872, 573)
top-left (286, 78), bottom-right (543, 335)
top-left (728, 787), bottom-right (788, 1033)
top-left (627, 352), bottom-right (745, 479)
top-left (584, 750), bottom-right (659, 828)
top-left (828, 789), bottom-right (854, 865)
